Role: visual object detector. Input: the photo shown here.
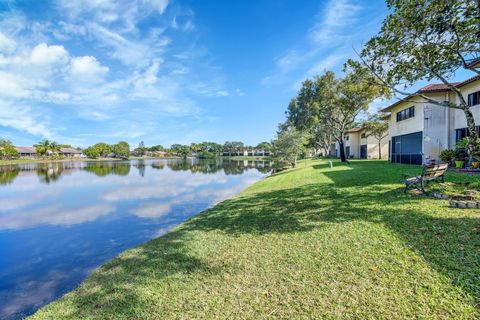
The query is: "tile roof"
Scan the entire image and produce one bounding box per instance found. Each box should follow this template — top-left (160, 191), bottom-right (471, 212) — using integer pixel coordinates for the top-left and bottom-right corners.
top-left (381, 75), bottom-right (480, 112)
top-left (418, 83), bottom-right (460, 93)
top-left (60, 147), bottom-right (82, 154)
top-left (14, 146), bottom-right (37, 153)
top-left (346, 127), bottom-right (364, 133)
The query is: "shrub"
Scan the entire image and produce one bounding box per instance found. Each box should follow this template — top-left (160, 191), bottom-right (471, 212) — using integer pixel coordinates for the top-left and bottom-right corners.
top-left (439, 149), bottom-right (456, 166)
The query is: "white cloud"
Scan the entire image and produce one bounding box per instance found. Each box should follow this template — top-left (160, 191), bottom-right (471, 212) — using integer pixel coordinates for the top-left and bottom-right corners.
top-left (216, 90), bottom-right (229, 97)
top-left (309, 0), bottom-right (361, 45)
top-left (70, 56), bottom-right (109, 77)
top-left (275, 50), bottom-right (302, 72)
top-left (0, 101), bottom-right (53, 138)
top-left (0, 0), bottom-right (224, 143)
top-left (29, 43), bottom-right (69, 66)
top-left (0, 32), bottom-right (16, 53)
top-left (56, 0), bottom-right (170, 29)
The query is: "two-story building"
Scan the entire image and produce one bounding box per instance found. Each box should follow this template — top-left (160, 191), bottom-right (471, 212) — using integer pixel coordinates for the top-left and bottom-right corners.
top-left (381, 76), bottom-right (480, 165)
top-left (335, 127), bottom-right (389, 159)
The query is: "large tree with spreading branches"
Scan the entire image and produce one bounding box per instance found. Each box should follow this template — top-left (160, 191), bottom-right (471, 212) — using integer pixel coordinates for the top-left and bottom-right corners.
top-left (350, 0), bottom-right (480, 157)
top-left (287, 69), bottom-right (384, 162)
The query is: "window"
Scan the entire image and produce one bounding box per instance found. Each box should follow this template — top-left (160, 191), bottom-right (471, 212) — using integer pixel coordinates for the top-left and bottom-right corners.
top-left (396, 106), bottom-right (415, 122)
top-left (346, 136), bottom-right (349, 141)
top-left (455, 126), bottom-right (480, 142)
top-left (361, 133), bottom-right (366, 138)
top-left (468, 91), bottom-right (480, 107)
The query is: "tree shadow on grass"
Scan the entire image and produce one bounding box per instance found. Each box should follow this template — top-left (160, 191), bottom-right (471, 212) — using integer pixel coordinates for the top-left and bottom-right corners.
top-left (47, 229), bottom-right (226, 318)
top-left (38, 161), bottom-right (480, 317)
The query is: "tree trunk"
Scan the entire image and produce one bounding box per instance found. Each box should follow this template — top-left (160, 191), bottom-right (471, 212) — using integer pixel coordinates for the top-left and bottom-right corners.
top-left (464, 107), bottom-right (478, 161)
top-left (378, 140), bottom-right (382, 159)
top-left (338, 139), bottom-right (347, 162)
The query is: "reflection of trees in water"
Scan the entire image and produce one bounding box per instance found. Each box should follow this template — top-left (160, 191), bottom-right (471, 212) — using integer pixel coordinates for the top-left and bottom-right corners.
top-left (134, 160), bottom-right (146, 177)
top-left (151, 161), bottom-right (165, 170)
top-left (167, 160), bottom-right (224, 174)
top-left (0, 165), bottom-right (20, 185)
top-left (166, 159), bottom-right (271, 175)
top-left (0, 159), bottom-right (270, 186)
top-left (36, 164), bottom-right (64, 184)
top-left (84, 162), bottom-right (131, 177)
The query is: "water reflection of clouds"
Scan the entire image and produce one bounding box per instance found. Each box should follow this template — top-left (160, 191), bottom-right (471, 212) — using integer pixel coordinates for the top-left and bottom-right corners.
top-left (0, 160), bottom-right (269, 319)
top-left (0, 204), bottom-right (115, 230)
top-left (129, 172), bottom-right (262, 220)
top-left (103, 169), bottom-right (229, 202)
top-left (0, 189), bottom-right (55, 212)
top-left (0, 270), bottom-right (68, 319)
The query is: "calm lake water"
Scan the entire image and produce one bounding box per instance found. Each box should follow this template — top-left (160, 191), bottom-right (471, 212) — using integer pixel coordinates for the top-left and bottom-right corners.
top-left (0, 158), bottom-right (270, 319)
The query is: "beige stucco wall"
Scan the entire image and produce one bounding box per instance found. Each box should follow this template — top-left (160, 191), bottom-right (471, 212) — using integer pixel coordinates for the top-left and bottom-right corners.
top-left (452, 80), bottom-right (480, 131)
top-left (364, 133), bottom-right (389, 160)
top-left (388, 97), bottom-right (425, 138)
top-left (345, 131), bottom-right (360, 158)
top-left (341, 129), bottom-right (388, 159)
top-left (387, 93), bottom-right (451, 162)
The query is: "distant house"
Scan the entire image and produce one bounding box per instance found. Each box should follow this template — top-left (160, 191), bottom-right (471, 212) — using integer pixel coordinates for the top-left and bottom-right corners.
top-left (15, 147), bottom-right (37, 158)
top-left (336, 127), bottom-right (388, 159)
top-left (14, 146), bottom-right (84, 158)
top-left (60, 148), bottom-right (83, 158)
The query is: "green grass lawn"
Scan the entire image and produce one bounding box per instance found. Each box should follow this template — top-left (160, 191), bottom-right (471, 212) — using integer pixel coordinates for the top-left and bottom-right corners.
top-left (31, 159), bottom-right (480, 319)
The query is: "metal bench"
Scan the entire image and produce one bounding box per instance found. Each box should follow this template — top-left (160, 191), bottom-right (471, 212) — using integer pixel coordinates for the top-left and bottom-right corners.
top-left (401, 163), bottom-right (448, 193)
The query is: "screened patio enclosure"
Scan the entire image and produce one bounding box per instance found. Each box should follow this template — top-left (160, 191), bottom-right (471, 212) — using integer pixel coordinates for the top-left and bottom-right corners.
top-left (390, 131), bottom-right (423, 165)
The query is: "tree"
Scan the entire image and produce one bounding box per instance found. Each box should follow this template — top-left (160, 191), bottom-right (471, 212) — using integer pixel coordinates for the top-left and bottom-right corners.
top-left (93, 143), bottom-right (112, 157)
top-left (363, 114), bottom-right (389, 159)
top-left (190, 143), bottom-right (203, 153)
top-left (287, 87), bottom-right (337, 158)
top-left (170, 144), bottom-right (191, 158)
top-left (200, 142), bottom-right (223, 155)
top-left (35, 140), bottom-right (51, 156)
top-left (223, 141), bottom-right (244, 155)
top-left (272, 123), bottom-right (307, 168)
top-left (113, 141), bottom-right (130, 159)
top-left (49, 141), bottom-right (61, 156)
top-left (351, 0), bottom-right (480, 157)
top-left (255, 141), bottom-right (272, 150)
top-left (149, 145), bottom-right (164, 152)
top-left (310, 123), bottom-right (336, 157)
top-left (83, 146), bottom-right (100, 159)
top-left (135, 141), bottom-right (146, 157)
top-left (0, 139), bottom-right (18, 159)
top-left (288, 70), bottom-right (383, 162)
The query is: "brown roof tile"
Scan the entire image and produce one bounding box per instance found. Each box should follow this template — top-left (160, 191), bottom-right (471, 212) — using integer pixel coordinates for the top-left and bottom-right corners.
top-left (346, 127), bottom-right (364, 133)
top-left (60, 147), bottom-right (82, 154)
top-left (15, 146), bottom-right (37, 153)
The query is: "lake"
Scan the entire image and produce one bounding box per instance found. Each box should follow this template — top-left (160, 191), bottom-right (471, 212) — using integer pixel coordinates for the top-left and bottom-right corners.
top-left (0, 159), bottom-right (270, 319)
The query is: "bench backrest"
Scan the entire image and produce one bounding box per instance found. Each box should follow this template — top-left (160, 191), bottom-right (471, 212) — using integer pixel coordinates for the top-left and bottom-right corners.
top-left (421, 163), bottom-right (448, 181)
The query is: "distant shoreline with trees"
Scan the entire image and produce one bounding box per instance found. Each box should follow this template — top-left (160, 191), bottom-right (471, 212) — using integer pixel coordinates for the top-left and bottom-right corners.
top-left (0, 139), bottom-right (274, 165)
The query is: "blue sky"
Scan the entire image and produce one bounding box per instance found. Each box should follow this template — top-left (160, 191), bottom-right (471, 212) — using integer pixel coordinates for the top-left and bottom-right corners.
top-left (0, 0), bottom-right (392, 147)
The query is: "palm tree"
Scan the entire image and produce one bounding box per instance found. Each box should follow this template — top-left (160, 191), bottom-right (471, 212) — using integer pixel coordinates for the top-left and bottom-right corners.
top-left (49, 141), bottom-right (60, 156)
top-left (35, 140), bottom-right (50, 156)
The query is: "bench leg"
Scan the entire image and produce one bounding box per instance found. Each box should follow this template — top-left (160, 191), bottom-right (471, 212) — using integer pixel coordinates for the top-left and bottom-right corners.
top-left (420, 180), bottom-right (426, 193)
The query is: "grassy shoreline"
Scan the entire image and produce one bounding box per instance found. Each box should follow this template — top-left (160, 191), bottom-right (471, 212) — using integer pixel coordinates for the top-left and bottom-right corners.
top-left (31, 159), bottom-right (480, 319)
